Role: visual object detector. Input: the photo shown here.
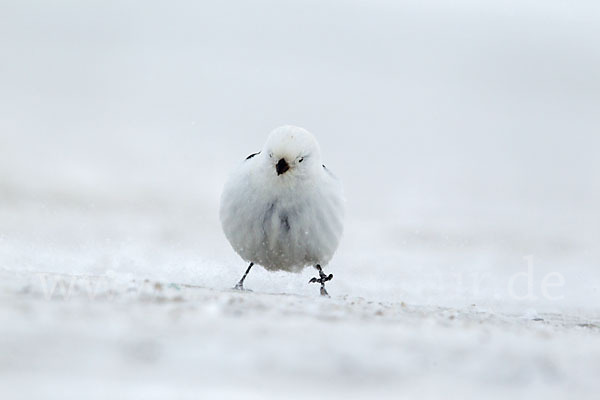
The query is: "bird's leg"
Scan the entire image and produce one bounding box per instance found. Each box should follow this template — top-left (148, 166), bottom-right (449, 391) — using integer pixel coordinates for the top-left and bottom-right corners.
top-left (309, 264), bottom-right (333, 297)
top-left (233, 262), bottom-right (254, 291)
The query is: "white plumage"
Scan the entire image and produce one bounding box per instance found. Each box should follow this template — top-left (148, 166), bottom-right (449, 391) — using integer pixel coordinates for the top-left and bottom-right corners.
top-left (220, 125), bottom-right (344, 294)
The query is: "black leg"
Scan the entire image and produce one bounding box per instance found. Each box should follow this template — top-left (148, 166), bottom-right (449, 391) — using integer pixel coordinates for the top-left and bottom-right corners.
top-left (309, 264), bottom-right (333, 297)
top-left (234, 262), bottom-right (254, 290)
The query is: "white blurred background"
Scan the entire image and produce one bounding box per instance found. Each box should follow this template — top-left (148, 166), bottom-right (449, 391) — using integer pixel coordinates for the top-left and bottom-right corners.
top-left (1, 0), bottom-right (599, 308)
top-left (2, 2), bottom-right (600, 399)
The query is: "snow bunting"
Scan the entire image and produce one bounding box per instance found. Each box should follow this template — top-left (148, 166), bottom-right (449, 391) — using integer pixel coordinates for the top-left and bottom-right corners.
top-left (220, 125), bottom-right (345, 296)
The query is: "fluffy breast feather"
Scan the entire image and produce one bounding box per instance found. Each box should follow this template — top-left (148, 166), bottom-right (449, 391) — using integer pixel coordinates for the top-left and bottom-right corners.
top-left (220, 159), bottom-right (344, 272)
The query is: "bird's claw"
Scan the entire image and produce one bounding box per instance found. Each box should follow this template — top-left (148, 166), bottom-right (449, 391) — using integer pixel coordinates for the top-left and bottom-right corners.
top-left (233, 283), bottom-right (252, 292)
top-left (309, 265), bottom-right (333, 297)
top-left (308, 274), bottom-right (333, 285)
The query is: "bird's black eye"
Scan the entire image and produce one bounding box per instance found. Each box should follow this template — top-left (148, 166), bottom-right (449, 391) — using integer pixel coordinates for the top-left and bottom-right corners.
top-left (269, 153), bottom-right (273, 158)
top-left (298, 157), bottom-right (304, 163)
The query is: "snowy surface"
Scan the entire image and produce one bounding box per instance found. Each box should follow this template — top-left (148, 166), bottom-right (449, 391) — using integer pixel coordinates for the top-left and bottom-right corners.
top-left (1, 0), bottom-right (600, 399)
top-left (2, 270), bottom-right (600, 400)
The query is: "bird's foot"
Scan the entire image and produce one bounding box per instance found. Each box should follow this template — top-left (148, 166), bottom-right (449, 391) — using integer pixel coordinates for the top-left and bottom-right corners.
top-left (233, 262), bottom-right (254, 292)
top-left (233, 282), bottom-right (253, 292)
top-left (309, 265), bottom-right (333, 297)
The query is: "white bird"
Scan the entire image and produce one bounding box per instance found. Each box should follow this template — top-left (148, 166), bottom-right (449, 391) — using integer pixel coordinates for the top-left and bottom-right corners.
top-left (220, 125), bottom-right (345, 296)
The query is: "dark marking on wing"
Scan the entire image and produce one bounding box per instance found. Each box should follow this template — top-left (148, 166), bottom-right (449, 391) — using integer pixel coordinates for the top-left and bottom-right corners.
top-left (262, 202), bottom-right (276, 234)
top-left (280, 214), bottom-right (290, 232)
top-left (322, 164), bottom-right (332, 175)
top-left (246, 152), bottom-right (260, 160)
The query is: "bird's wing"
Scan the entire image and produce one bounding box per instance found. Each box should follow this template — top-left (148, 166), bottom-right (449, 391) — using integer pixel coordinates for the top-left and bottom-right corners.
top-left (322, 164), bottom-right (338, 179)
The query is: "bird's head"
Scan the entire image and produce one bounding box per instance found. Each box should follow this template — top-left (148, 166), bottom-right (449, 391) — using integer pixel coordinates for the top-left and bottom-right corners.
top-left (262, 125), bottom-right (322, 179)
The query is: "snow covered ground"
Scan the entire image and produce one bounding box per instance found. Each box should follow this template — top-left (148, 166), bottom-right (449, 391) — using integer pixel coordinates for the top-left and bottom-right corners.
top-left (1, 0), bottom-right (599, 398)
top-left (2, 270), bottom-right (600, 400)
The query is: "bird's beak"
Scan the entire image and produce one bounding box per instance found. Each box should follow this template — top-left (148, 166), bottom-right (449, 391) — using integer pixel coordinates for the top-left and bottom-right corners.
top-left (276, 158), bottom-right (290, 175)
